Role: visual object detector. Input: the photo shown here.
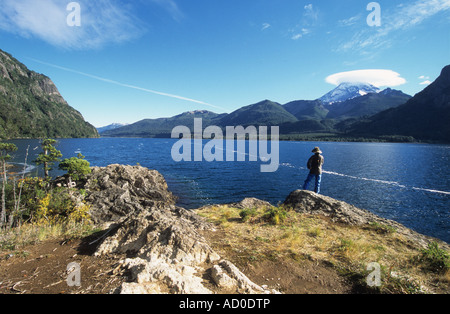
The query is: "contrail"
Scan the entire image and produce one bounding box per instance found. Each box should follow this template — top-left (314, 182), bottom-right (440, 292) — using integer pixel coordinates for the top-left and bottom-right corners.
top-left (27, 58), bottom-right (227, 111)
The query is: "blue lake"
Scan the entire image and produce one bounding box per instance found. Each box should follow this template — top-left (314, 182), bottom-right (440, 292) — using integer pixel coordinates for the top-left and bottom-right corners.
top-left (8, 138), bottom-right (450, 243)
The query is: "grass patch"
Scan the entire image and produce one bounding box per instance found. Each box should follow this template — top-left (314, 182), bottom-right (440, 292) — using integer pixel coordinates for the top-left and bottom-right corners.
top-left (0, 221), bottom-right (100, 253)
top-left (417, 242), bottom-right (450, 274)
top-left (365, 222), bottom-right (397, 235)
top-left (196, 204), bottom-right (450, 294)
top-left (262, 206), bottom-right (288, 225)
top-left (239, 208), bottom-right (260, 223)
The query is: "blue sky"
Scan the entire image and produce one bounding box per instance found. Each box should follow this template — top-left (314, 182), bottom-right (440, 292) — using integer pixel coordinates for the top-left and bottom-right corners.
top-left (0, 0), bottom-right (449, 127)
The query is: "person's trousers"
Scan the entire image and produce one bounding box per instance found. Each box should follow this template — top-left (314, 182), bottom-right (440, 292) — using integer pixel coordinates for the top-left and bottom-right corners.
top-left (303, 173), bottom-right (322, 194)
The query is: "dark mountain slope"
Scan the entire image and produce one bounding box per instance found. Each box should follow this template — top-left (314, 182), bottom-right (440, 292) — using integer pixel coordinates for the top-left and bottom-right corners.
top-left (326, 89), bottom-right (412, 120)
top-left (349, 65), bottom-right (450, 142)
top-left (0, 49), bottom-right (98, 139)
top-left (103, 110), bottom-right (225, 137)
top-left (283, 100), bottom-right (329, 120)
top-left (218, 100), bottom-right (298, 127)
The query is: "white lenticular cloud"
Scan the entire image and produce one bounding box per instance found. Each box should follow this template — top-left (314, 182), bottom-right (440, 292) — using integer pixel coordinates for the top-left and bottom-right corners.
top-left (325, 69), bottom-right (407, 87)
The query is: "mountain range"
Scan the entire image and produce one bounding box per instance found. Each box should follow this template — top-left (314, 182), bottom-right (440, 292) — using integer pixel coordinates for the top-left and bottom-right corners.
top-left (103, 65), bottom-right (450, 143)
top-left (0, 49), bottom-right (99, 139)
top-left (102, 81), bottom-right (418, 140)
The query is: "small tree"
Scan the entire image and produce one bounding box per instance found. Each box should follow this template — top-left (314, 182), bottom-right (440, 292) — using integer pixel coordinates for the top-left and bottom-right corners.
top-left (35, 139), bottom-right (62, 179)
top-left (59, 153), bottom-right (91, 183)
top-left (0, 143), bottom-right (18, 228)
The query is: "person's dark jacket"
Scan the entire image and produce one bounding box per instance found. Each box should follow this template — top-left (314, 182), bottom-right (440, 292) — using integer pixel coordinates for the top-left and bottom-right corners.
top-left (307, 154), bottom-right (324, 175)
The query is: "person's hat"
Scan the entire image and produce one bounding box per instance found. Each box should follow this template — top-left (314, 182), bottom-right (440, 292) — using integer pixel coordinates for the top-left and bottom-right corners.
top-left (312, 147), bottom-right (322, 154)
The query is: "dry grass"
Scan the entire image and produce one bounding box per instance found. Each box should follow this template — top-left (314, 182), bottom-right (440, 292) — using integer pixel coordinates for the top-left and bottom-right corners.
top-left (196, 205), bottom-right (450, 294)
top-left (0, 222), bottom-right (99, 253)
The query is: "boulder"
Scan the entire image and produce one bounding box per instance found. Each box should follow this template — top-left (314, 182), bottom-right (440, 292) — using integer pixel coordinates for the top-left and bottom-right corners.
top-left (94, 205), bottom-right (219, 265)
top-left (229, 197), bottom-right (272, 209)
top-left (283, 190), bottom-right (379, 225)
top-left (85, 164), bottom-right (176, 224)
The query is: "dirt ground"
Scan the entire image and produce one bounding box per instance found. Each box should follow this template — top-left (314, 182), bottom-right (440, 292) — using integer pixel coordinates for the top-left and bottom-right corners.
top-left (236, 258), bottom-right (351, 294)
top-left (0, 235), bottom-right (126, 294)
top-left (199, 227), bottom-right (354, 294)
top-left (0, 234), bottom-right (353, 294)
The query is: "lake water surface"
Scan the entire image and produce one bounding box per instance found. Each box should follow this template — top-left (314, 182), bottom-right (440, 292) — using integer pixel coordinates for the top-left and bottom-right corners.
top-left (8, 138), bottom-right (450, 243)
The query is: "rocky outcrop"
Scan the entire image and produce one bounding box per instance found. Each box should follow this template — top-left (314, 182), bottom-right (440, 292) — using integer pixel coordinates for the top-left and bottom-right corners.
top-left (284, 190), bottom-right (449, 249)
top-left (284, 190), bottom-right (382, 226)
top-left (87, 164), bottom-right (278, 294)
top-left (228, 197), bottom-right (272, 210)
top-left (29, 74), bottom-right (68, 105)
top-left (85, 164), bottom-right (176, 224)
top-left (95, 206), bottom-right (219, 294)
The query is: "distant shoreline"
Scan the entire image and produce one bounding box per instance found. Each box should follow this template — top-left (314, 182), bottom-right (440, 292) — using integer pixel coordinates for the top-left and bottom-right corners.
top-left (2, 135), bottom-right (449, 145)
top-left (98, 135), bottom-right (446, 145)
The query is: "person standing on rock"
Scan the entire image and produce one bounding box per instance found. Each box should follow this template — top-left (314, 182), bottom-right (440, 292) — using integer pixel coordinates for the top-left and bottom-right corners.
top-left (303, 147), bottom-right (324, 194)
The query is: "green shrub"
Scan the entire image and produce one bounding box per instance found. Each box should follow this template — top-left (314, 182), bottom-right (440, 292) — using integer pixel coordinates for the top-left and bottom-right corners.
top-left (32, 189), bottom-right (76, 225)
top-left (367, 222), bottom-right (397, 234)
top-left (263, 206), bottom-right (288, 225)
top-left (239, 208), bottom-right (258, 222)
top-left (59, 154), bottom-right (91, 182)
top-left (338, 238), bottom-right (355, 252)
top-left (419, 242), bottom-right (450, 273)
top-left (13, 178), bottom-right (89, 226)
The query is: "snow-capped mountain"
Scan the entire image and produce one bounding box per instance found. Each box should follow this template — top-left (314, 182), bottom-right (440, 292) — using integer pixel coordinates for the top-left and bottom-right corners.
top-left (319, 82), bottom-right (381, 104)
top-left (97, 123), bottom-right (129, 134)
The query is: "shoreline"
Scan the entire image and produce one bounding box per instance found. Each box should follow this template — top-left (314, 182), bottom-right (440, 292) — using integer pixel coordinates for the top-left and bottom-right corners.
top-left (2, 135), bottom-right (450, 145)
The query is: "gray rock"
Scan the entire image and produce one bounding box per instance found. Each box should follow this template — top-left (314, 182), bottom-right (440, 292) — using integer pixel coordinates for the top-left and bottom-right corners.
top-left (229, 197), bottom-right (273, 209)
top-left (284, 190), bottom-right (379, 225)
top-left (85, 164), bottom-right (176, 224)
